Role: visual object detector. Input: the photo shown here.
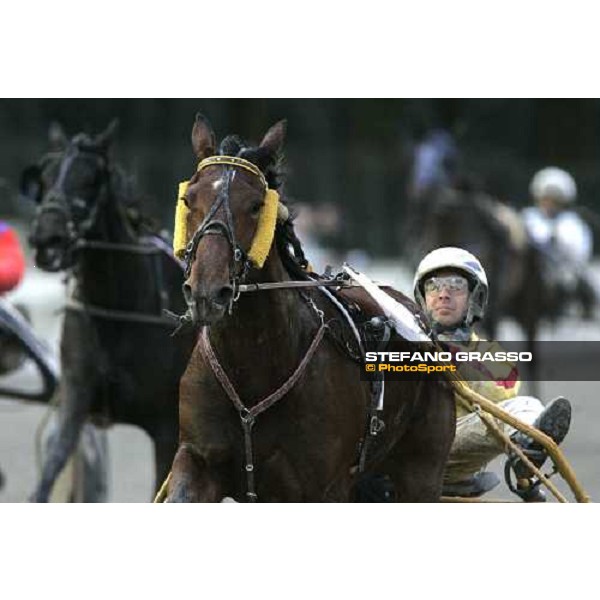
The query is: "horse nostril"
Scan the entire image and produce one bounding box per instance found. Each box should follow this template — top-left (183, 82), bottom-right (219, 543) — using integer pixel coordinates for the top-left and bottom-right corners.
top-left (182, 283), bottom-right (193, 304)
top-left (215, 285), bottom-right (234, 307)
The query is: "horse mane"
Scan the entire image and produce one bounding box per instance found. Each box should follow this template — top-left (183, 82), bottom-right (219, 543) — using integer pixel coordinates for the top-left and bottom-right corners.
top-left (216, 135), bottom-right (312, 280)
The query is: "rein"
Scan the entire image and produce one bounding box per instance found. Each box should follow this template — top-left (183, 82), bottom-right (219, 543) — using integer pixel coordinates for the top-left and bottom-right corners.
top-left (66, 239), bottom-right (180, 327)
top-left (237, 279), bottom-right (366, 292)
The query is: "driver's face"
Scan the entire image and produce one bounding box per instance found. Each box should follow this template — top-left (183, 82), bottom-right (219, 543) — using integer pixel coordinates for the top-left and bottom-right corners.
top-left (424, 269), bottom-right (470, 328)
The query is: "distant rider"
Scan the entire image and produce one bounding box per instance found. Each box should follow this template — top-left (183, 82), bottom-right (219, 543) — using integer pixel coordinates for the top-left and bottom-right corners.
top-left (522, 167), bottom-right (595, 317)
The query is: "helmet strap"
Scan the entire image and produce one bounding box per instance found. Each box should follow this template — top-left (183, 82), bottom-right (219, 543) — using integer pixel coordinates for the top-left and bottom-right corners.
top-left (465, 281), bottom-right (485, 326)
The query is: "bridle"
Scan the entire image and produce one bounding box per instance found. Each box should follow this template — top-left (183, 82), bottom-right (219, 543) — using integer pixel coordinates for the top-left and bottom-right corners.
top-left (182, 155), bottom-right (276, 308)
top-left (33, 143), bottom-right (111, 261)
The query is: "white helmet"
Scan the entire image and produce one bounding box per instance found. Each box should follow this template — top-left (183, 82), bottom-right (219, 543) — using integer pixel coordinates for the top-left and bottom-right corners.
top-left (530, 167), bottom-right (577, 204)
top-left (413, 246), bottom-right (489, 326)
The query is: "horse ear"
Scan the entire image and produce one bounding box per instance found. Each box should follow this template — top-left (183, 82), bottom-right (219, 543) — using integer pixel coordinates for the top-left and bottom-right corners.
top-left (96, 119), bottom-right (120, 149)
top-left (48, 122), bottom-right (67, 151)
top-left (191, 113), bottom-right (216, 160)
top-left (259, 120), bottom-right (287, 156)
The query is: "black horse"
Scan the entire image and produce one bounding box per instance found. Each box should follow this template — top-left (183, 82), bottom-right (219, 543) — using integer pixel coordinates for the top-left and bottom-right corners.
top-left (21, 122), bottom-right (195, 502)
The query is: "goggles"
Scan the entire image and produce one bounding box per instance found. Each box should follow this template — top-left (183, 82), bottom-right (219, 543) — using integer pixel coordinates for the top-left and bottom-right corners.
top-left (423, 275), bottom-right (469, 295)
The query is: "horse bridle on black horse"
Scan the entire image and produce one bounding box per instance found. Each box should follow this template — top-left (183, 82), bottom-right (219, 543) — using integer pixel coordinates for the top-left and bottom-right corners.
top-left (33, 141), bottom-right (176, 326)
top-left (32, 142), bottom-right (111, 258)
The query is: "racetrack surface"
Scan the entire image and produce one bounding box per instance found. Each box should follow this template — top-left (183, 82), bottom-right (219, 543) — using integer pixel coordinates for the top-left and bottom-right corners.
top-left (1, 256), bottom-right (599, 503)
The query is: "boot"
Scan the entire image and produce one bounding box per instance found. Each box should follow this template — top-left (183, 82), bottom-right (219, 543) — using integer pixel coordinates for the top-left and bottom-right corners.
top-left (507, 396), bottom-right (572, 501)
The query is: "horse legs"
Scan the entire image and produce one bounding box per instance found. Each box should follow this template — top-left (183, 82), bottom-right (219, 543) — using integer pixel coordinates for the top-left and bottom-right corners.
top-left (167, 443), bottom-right (225, 503)
top-left (77, 423), bottom-right (109, 502)
top-left (30, 389), bottom-right (91, 503)
top-left (150, 423), bottom-right (179, 498)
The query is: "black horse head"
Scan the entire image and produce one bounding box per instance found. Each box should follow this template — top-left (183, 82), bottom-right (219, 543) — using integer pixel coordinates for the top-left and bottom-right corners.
top-left (22, 120), bottom-right (120, 271)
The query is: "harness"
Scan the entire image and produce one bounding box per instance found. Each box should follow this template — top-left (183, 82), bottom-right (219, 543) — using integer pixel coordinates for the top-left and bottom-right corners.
top-left (66, 238), bottom-right (179, 327)
top-left (199, 302), bottom-right (328, 502)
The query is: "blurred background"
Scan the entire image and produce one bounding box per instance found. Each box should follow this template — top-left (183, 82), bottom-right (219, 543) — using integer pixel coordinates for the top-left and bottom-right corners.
top-left (1, 99), bottom-right (599, 502)
top-left (4, 99), bottom-right (600, 257)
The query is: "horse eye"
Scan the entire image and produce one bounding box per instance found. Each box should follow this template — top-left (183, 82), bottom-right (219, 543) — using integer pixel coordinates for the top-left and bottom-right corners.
top-left (251, 202), bottom-right (263, 216)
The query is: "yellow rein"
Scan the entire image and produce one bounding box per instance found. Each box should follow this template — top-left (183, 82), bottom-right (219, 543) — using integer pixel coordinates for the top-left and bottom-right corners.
top-left (173, 155), bottom-right (280, 269)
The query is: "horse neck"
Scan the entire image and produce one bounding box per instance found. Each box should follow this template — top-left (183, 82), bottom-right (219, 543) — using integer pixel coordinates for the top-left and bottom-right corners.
top-left (74, 180), bottom-right (159, 311)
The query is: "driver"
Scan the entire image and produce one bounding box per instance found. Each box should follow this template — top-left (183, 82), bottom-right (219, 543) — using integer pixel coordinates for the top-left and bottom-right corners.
top-left (413, 246), bottom-right (572, 501)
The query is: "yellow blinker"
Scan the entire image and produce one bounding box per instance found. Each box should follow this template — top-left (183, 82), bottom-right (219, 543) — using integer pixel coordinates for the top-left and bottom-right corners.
top-left (173, 180), bottom-right (190, 259)
top-left (247, 188), bottom-right (280, 268)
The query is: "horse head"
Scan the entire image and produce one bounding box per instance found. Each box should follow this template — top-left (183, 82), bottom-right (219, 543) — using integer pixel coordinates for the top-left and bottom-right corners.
top-left (22, 120), bottom-right (119, 271)
top-left (180, 114), bottom-right (292, 326)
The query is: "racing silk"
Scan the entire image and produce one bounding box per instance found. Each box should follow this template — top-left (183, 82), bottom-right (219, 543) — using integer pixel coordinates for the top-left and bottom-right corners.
top-left (522, 207), bottom-right (592, 270)
top-left (0, 221), bottom-right (26, 294)
top-left (445, 332), bottom-right (521, 419)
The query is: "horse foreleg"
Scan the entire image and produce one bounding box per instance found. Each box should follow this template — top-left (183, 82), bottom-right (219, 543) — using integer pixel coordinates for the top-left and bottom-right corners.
top-left (150, 424), bottom-right (179, 499)
top-left (30, 394), bottom-right (89, 503)
top-left (167, 443), bottom-right (224, 503)
top-left (77, 423), bottom-right (109, 502)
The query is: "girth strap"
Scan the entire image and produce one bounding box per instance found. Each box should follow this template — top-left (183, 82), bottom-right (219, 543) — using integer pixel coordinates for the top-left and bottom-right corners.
top-left (199, 323), bottom-right (328, 502)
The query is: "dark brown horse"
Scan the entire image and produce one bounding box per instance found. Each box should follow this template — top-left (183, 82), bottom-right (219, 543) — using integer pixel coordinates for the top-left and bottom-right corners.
top-left (22, 122), bottom-right (195, 501)
top-left (166, 115), bottom-right (455, 502)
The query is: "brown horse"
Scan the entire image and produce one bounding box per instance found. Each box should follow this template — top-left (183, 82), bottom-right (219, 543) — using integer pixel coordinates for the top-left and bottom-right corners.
top-left (166, 115), bottom-right (455, 502)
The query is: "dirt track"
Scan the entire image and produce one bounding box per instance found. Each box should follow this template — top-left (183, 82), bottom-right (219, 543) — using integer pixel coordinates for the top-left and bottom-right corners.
top-left (1, 258), bottom-right (598, 502)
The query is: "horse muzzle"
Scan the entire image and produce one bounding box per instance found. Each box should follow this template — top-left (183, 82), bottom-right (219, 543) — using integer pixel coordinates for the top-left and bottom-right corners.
top-left (182, 282), bottom-right (234, 326)
top-left (31, 239), bottom-right (71, 272)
